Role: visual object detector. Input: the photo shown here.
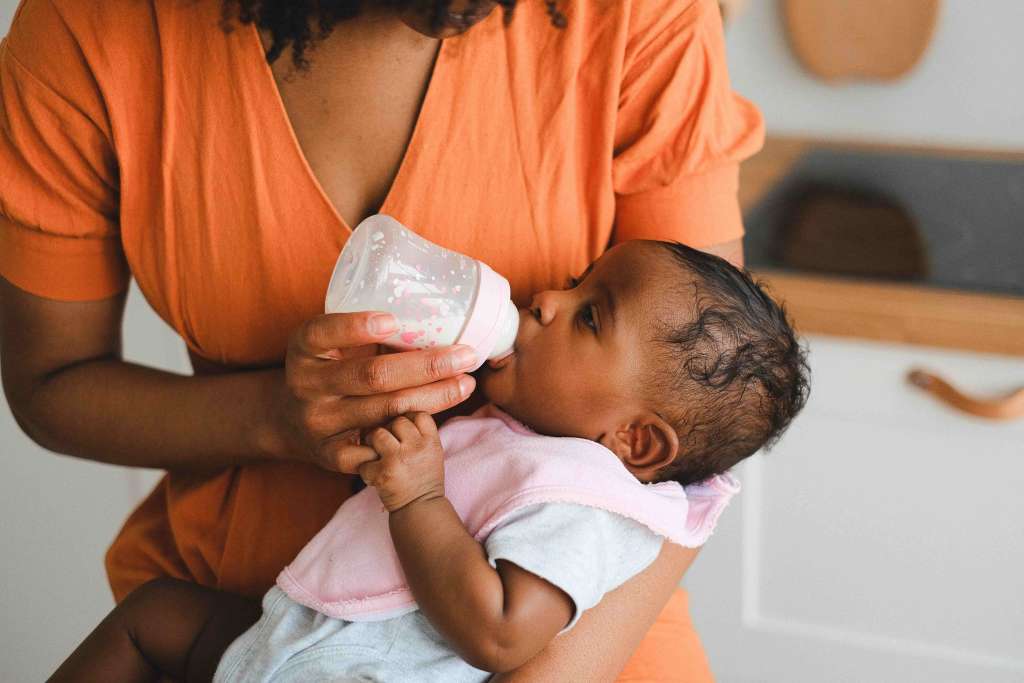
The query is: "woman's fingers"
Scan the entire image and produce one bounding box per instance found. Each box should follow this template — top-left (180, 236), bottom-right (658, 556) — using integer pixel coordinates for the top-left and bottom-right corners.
top-left (274, 310), bottom-right (478, 473)
top-left (293, 312), bottom-right (399, 360)
top-left (311, 345), bottom-right (478, 397)
top-left (346, 375), bottom-right (476, 426)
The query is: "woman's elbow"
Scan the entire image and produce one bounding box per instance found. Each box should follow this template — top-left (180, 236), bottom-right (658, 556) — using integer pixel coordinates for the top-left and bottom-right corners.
top-left (5, 392), bottom-right (60, 452)
top-left (2, 363), bottom-right (63, 453)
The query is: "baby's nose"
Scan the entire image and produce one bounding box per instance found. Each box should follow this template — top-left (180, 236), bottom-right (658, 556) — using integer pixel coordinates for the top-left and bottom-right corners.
top-left (529, 290), bottom-right (558, 325)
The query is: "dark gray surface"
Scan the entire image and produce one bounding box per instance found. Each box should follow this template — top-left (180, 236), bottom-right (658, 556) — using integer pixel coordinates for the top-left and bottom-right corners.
top-left (744, 149), bottom-right (1024, 297)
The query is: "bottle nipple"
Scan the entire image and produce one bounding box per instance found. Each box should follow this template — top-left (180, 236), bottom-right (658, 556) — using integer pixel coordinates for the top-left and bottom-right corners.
top-left (489, 299), bottom-right (520, 361)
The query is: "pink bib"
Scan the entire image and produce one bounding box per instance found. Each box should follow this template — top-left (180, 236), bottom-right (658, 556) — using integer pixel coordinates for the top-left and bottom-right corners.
top-left (277, 405), bottom-right (740, 621)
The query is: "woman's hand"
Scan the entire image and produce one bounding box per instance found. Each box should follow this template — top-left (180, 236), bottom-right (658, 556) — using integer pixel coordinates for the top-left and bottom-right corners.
top-left (259, 311), bottom-right (477, 472)
top-left (357, 412), bottom-right (445, 512)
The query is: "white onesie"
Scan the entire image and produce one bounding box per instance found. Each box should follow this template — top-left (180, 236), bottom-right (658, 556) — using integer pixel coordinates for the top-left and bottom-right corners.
top-left (214, 502), bottom-right (664, 682)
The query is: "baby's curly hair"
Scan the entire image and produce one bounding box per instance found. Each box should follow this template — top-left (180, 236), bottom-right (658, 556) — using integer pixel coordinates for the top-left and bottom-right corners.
top-left (647, 243), bottom-right (810, 486)
top-left (220, 1), bottom-right (566, 69)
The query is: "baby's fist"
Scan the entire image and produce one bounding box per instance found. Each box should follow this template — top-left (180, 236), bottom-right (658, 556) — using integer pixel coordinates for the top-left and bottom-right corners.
top-left (359, 412), bottom-right (445, 511)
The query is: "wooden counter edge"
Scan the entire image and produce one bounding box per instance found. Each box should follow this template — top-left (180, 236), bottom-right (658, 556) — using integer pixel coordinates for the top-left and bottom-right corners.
top-left (741, 137), bottom-right (1024, 357)
top-left (751, 270), bottom-right (1024, 358)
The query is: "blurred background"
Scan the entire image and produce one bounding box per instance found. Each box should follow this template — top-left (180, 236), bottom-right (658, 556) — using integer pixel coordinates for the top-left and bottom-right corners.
top-left (693, 3), bottom-right (1024, 682)
top-left (1, 1), bottom-right (1022, 681)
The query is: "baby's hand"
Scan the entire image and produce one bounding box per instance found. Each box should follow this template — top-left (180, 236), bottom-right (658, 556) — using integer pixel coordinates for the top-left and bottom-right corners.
top-left (359, 412), bottom-right (445, 512)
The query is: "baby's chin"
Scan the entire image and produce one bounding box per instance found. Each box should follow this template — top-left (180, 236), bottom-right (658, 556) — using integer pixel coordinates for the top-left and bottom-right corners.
top-left (479, 363), bottom-right (538, 427)
top-left (476, 370), bottom-right (558, 435)
top-left (477, 364), bottom-right (511, 406)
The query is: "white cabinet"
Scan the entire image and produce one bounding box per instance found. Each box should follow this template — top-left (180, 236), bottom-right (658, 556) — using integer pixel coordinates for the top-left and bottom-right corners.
top-left (686, 335), bottom-right (1024, 683)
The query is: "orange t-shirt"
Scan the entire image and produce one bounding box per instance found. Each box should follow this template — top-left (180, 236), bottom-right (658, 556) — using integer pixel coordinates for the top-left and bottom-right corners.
top-left (1, 0), bottom-right (761, 678)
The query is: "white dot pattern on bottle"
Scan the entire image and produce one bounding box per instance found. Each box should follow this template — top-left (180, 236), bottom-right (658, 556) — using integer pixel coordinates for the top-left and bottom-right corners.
top-left (326, 219), bottom-right (480, 351)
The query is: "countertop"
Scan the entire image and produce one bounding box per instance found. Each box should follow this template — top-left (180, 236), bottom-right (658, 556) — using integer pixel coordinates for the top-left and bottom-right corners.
top-left (738, 137), bottom-right (1024, 357)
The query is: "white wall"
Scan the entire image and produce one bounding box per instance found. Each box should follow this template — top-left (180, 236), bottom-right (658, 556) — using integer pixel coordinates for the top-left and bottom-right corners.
top-left (724, 0), bottom-right (1024, 150)
top-left (0, 1), bottom-right (12, 33)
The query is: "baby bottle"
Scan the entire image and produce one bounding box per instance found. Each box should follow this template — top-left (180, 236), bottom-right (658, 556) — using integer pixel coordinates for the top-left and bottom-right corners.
top-left (325, 214), bottom-right (519, 372)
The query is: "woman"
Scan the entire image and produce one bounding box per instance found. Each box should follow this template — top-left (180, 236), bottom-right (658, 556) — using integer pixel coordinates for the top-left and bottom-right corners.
top-left (0, 0), bottom-right (762, 678)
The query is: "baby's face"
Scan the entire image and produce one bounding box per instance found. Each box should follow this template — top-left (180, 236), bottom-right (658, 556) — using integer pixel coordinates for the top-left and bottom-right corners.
top-left (480, 241), bottom-right (672, 439)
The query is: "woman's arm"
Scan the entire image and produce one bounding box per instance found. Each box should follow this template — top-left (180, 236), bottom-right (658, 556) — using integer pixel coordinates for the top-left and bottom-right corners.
top-left (492, 542), bottom-right (701, 682)
top-left (1, 277), bottom-right (278, 470)
top-left (0, 276), bottom-right (476, 471)
top-left (392, 496), bottom-right (574, 673)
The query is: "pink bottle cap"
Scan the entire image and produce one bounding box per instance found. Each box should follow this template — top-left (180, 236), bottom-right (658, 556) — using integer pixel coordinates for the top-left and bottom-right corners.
top-left (455, 263), bottom-right (514, 372)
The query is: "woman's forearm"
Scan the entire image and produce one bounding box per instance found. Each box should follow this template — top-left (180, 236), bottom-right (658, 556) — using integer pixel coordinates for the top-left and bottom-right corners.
top-left (16, 357), bottom-right (283, 470)
top-left (491, 543), bottom-right (700, 682)
top-left (3, 276), bottom-right (478, 474)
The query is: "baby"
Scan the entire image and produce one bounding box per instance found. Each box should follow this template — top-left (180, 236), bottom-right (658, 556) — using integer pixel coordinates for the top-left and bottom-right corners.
top-left (49, 240), bottom-right (809, 682)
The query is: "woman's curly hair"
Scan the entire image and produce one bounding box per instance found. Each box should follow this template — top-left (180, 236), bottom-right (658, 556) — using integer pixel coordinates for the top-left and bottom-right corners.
top-left (220, 1), bottom-right (566, 69)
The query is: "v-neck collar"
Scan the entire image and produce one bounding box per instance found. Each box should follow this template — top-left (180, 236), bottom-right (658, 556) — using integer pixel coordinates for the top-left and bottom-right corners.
top-left (245, 21), bottom-right (453, 235)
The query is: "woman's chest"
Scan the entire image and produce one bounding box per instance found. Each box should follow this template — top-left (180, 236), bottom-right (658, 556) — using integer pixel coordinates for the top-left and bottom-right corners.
top-left (116, 17), bottom-right (614, 367)
top-left (265, 28), bottom-right (442, 230)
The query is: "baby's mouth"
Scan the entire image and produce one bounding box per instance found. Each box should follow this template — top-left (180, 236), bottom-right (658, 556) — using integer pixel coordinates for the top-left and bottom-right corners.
top-left (486, 307), bottom-right (528, 370)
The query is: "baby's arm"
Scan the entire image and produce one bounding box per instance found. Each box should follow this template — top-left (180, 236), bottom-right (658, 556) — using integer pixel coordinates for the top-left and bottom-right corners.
top-left (357, 413), bottom-right (573, 673)
top-left (392, 498), bottom-right (573, 672)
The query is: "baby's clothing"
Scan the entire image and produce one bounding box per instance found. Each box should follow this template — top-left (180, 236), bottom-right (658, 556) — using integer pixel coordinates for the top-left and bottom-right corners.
top-left (215, 405), bottom-right (740, 682)
top-left (214, 502), bottom-right (664, 682)
top-left (277, 405), bottom-right (739, 622)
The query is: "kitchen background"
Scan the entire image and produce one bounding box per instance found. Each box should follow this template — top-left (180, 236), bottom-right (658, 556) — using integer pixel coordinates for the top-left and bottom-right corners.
top-left (1, 1), bottom-right (1021, 681)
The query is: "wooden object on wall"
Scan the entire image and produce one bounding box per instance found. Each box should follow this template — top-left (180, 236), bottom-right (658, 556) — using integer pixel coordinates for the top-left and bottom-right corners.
top-left (782, 0), bottom-right (941, 81)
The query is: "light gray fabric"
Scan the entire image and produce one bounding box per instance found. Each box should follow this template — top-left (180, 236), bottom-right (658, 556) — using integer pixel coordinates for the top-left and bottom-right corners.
top-left (214, 502), bottom-right (664, 682)
top-left (484, 500), bottom-right (664, 632)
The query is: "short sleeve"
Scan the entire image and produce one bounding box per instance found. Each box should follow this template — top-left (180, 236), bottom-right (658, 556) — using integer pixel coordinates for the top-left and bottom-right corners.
top-left (484, 502), bottom-right (664, 634)
top-left (611, 0), bottom-right (765, 248)
top-left (0, 0), bottom-right (128, 301)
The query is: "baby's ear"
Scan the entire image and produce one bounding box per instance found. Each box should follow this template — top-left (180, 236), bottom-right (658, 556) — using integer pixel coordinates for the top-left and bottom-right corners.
top-left (598, 414), bottom-right (679, 482)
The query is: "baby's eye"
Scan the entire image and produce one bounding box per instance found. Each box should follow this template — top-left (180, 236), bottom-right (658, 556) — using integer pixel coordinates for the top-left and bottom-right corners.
top-left (578, 304), bottom-right (598, 333)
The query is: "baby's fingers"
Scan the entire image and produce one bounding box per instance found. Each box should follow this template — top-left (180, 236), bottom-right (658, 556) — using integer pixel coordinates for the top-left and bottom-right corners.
top-left (368, 426), bottom-right (401, 455)
top-left (411, 412), bottom-right (438, 437)
top-left (357, 458), bottom-right (382, 487)
top-left (331, 444), bottom-right (378, 475)
top-left (388, 415), bottom-right (420, 442)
